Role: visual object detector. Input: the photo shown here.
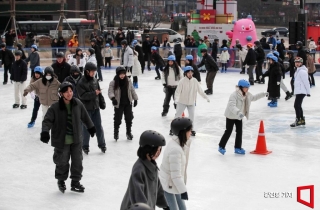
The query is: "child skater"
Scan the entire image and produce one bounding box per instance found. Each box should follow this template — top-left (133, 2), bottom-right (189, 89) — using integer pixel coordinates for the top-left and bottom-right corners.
top-left (218, 79), bottom-right (267, 155)
top-left (220, 47), bottom-right (230, 73)
top-left (120, 130), bottom-right (169, 210)
top-left (173, 66), bottom-right (210, 136)
top-left (102, 43), bottom-right (113, 69)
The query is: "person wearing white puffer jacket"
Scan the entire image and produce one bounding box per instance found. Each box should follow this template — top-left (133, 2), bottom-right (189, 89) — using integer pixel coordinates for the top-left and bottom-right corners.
top-left (132, 49), bottom-right (142, 89)
top-left (159, 117), bottom-right (193, 210)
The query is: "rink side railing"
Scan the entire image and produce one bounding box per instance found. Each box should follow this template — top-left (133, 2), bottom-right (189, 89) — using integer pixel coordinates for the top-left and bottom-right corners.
top-left (1, 47), bottom-right (320, 71)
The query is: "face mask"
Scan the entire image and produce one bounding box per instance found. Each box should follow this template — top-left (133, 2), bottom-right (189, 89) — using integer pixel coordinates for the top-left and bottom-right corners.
top-left (46, 76), bottom-right (52, 80)
top-left (72, 74), bottom-right (80, 79)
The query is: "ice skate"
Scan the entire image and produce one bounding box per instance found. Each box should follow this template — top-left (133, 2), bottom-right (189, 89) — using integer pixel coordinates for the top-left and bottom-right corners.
top-left (155, 76), bottom-right (161, 80)
top-left (20, 105), bottom-right (27, 109)
top-left (290, 118), bottom-right (305, 128)
top-left (218, 147), bottom-right (226, 155)
top-left (205, 89), bottom-right (212, 95)
top-left (126, 132), bottom-right (133, 140)
top-left (57, 180), bottom-right (66, 193)
top-left (135, 82), bottom-right (138, 89)
top-left (285, 91), bottom-right (292, 101)
top-left (161, 111), bottom-right (167, 117)
top-left (191, 131), bottom-right (196, 136)
top-left (254, 80), bottom-right (260, 83)
top-left (100, 147), bottom-right (107, 153)
top-left (234, 148), bottom-right (245, 155)
top-left (239, 71), bottom-right (245, 74)
top-left (28, 121), bottom-right (35, 128)
top-left (71, 180), bottom-right (85, 193)
top-left (114, 130), bottom-right (119, 141)
top-left (269, 101), bottom-right (277, 107)
top-left (169, 130), bottom-right (173, 136)
top-left (13, 104), bottom-right (19, 108)
top-left (82, 147), bottom-right (89, 155)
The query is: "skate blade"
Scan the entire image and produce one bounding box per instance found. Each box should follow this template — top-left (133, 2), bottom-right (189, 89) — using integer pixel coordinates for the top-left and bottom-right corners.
top-left (71, 188), bottom-right (84, 193)
top-left (290, 125), bottom-right (306, 128)
top-left (59, 189), bottom-right (65, 193)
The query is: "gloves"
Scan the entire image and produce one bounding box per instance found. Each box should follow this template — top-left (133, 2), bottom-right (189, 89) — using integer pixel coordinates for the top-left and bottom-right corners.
top-left (111, 97), bottom-right (117, 106)
top-left (181, 192), bottom-right (189, 200)
top-left (239, 113), bottom-right (244, 119)
top-left (133, 100), bottom-right (138, 107)
top-left (307, 94), bottom-right (310, 97)
top-left (23, 91), bottom-right (28, 97)
top-left (40, 131), bottom-right (50, 144)
top-left (87, 126), bottom-right (96, 137)
top-left (163, 207), bottom-right (170, 210)
top-left (265, 92), bottom-right (269, 97)
top-left (277, 82), bottom-right (280, 85)
top-left (207, 98), bottom-right (210, 102)
top-left (163, 87), bottom-right (167, 93)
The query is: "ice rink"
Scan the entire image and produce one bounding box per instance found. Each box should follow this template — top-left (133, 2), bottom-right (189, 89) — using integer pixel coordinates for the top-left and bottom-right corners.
top-left (0, 67), bottom-right (319, 210)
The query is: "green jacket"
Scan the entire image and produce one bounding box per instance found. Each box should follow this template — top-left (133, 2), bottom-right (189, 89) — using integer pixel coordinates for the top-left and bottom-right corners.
top-left (197, 43), bottom-right (207, 57)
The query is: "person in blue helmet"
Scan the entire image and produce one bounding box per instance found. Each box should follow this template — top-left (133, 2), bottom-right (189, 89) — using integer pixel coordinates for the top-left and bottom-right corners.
top-left (132, 40), bottom-right (145, 74)
top-left (24, 44), bottom-right (40, 77)
top-left (273, 51), bottom-right (292, 100)
top-left (101, 43), bottom-right (113, 68)
top-left (185, 54), bottom-right (201, 82)
top-left (220, 47), bottom-right (230, 73)
top-left (218, 79), bottom-right (267, 155)
top-left (260, 55), bottom-right (282, 107)
top-left (151, 46), bottom-right (166, 80)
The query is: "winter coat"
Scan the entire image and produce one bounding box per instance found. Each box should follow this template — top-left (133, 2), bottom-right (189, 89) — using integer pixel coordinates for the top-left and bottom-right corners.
top-left (68, 54), bottom-right (86, 68)
top-left (120, 158), bottom-right (168, 210)
top-left (142, 40), bottom-right (152, 55)
top-left (211, 42), bottom-right (218, 57)
top-left (68, 35), bottom-right (78, 47)
top-left (267, 37), bottom-right (277, 49)
top-left (294, 65), bottom-right (310, 95)
top-left (197, 53), bottom-right (219, 72)
top-left (10, 59), bottom-right (28, 82)
top-left (121, 46), bottom-right (134, 67)
top-left (87, 54), bottom-right (97, 65)
top-left (162, 65), bottom-right (183, 86)
top-left (42, 98), bottom-right (94, 149)
top-left (204, 39), bottom-right (211, 48)
top-left (159, 137), bottom-right (191, 194)
top-left (174, 43), bottom-right (182, 57)
top-left (255, 47), bottom-right (265, 62)
top-left (52, 61), bottom-right (71, 83)
top-left (276, 43), bottom-right (285, 59)
top-left (132, 51), bottom-right (142, 77)
top-left (24, 51), bottom-right (40, 69)
top-left (151, 52), bottom-right (165, 67)
top-left (187, 63), bottom-right (201, 82)
top-left (92, 44), bottom-right (103, 66)
top-left (101, 47), bottom-right (113, 58)
top-left (64, 74), bottom-right (82, 99)
top-left (239, 48), bottom-right (247, 62)
top-left (24, 78), bottom-right (60, 106)
top-left (306, 55), bottom-right (316, 74)
top-left (262, 62), bottom-right (282, 98)
top-left (297, 48), bottom-right (307, 66)
top-left (5, 33), bottom-right (16, 46)
top-left (151, 39), bottom-right (160, 48)
top-left (197, 43), bottom-right (207, 57)
top-left (134, 45), bottom-right (144, 65)
top-left (105, 33), bottom-right (114, 45)
top-left (29, 77), bottom-right (41, 95)
top-left (174, 77), bottom-right (208, 105)
top-left (0, 48), bottom-right (15, 67)
top-left (224, 88), bottom-right (265, 120)
top-left (309, 41), bottom-right (317, 50)
top-left (108, 78), bottom-right (138, 109)
top-left (76, 75), bottom-right (101, 111)
top-left (243, 48), bottom-right (256, 66)
top-left (220, 51), bottom-right (230, 63)
top-left (126, 31), bottom-right (135, 44)
top-left (285, 57), bottom-right (295, 78)
top-left (115, 32), bottom-right (126, 46)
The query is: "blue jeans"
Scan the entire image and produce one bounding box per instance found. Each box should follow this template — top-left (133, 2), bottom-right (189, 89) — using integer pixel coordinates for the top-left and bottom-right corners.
top-left (82, 109), bottom-right (106, 149)
top-left (164, 191), bottom-right (187, 210)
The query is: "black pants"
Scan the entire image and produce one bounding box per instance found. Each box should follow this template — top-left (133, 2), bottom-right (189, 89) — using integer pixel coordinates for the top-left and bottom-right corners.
top-left (30, 68), bottom-right (35, 78)
top-left (53, 143), bottom-right (83, 181)
top-left (206, 71), bottom-right (217, 90)
top-left (105, 57), bottom-right (112, 68)
top-left (212, 53), bottom-right (217, 61)
top-left (221, 63), bottom-right (227, 71)
top-left (294, 94), bottom-right (305, 119)
top-left (31, 96), bottom-right (41, 122)
top-left (144, 53), bottom-right (151, 69)
top-left (255, 60), bottom-right (264, 81)
top-left (140, 58), bottom-right (145, 73)
top-left (4, 65), bottom-right (11, 83)
top-left (133, 76), bottom-right (138, 83)
top-left (163, 87), bottom-right (176, 113)
top-left (176, 55), bottom-right (182, 67)
top-left (114, 104), bottom-right (133, 132)
top-left (155, 65), bottom-right (163, 78)
top-left (290, 77), bottom-right (295, 93)
top-left (219, 118), bottom-right (243, 149)
top-left (308, 72), bottom-right (315, 86)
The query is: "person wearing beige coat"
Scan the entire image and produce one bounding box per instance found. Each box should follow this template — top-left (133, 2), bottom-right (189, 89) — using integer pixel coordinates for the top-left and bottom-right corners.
top-left (306, 52), bottom-right (316, 87)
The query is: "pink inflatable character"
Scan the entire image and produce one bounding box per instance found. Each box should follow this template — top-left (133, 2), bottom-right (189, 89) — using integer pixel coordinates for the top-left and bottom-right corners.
top-left (226, 15), bottom-right (258, 48)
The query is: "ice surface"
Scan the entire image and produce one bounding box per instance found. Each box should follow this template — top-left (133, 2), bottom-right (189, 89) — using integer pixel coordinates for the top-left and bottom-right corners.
top-left (0, 68), bottom-right (319, 210)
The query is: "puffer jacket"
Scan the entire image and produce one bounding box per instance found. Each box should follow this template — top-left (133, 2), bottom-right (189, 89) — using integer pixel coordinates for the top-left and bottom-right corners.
top-left (52, 60), bottom-right (71, 83)
top-left (10, 59), bottom-right (28, 82)
top-left (24, 77), bottom-right (60, 106)
top-left (24, 51), bottom-right (40, 69)
top-left (64, 74), bottom-right (82, 99)
top-left (87, 54), bottom-right (97, 65)
top-left (239, 48), bottom-right (247, 62)
top-left (220, 51), bottom-right (230, 63)
top-left (224, 88), bottom-right (265, 120)
top-left (108, 78), bottom-right (138, 108)
top-left (121, 46), bottom-right (134, 67)
top-left (29, 77), bottom-right (41, 95)
top-left (76, 75), bottom-right (101, 111)
top-left (197, 53), bottom-right (219, 72)
top-left (294, 65), bottom-right (310, 95)
top-left (68, 53), bottom-right (86, 68)
top-left (132, 51), bottom-right (142, 77)
top-left (159, 137), bottom-right (191, 194)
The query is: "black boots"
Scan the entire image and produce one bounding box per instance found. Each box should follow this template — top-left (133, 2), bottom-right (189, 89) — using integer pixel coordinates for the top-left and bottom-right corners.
top-left (204, 89), bottom-right (212, 95)
top-left (285, 91), bottom-right (292, 101)
top-left (114, 127), bottom-right (119, 141)
top-left (71, 180), bottom-right (85, 193)
top-left (57, 180), bottom-right (66, 193)
top-left (126, 127), bottom-right (133, 140)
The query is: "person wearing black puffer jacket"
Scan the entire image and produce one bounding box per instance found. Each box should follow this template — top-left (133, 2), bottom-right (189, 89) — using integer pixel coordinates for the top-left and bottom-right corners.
top-left (52, 52), bottom-right (71, 83)
top-left (64, 65), bottom-right (82, 99)
top-left (254, 41), bottom-right (265, 84)
top-left (0, 43), bottom-right (15, 85)
top-left (285, 50), bottom-right (295, 95)
top-left (243, 43), bottom-right (256, 85)
top-left (91, 38), bottom-right (104, 81)
top-left (296, 41), bottom-right (307, 66)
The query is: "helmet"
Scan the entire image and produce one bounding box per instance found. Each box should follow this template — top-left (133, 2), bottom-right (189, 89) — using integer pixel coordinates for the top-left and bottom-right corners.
top-left (116, 66), bottom-right (126, 75)
top-left (121, 40), bottom-right (128, 45)
top-left (56, 52), bottom-right (64, 58)
top-left (58, 81), bottom-right (73, 93)
top-left (132, 40), bottom-right (138, 45)
top-left (238, 79), bottom-right (250, 88)
top-left (266, 53), bottom-right (273, 59)
top-left (70, 65), bottom-right (81, 74)
top-left (128, 203), bottom-right (152, 210)
top-left (171, 117), bottom-right (193, 136)
top-left (294, 57), bottom-right (303, 63)
top-left (85, 62), bottom-right (97, 71)
top-left (139, 130), bottom-right (166, 147)
top-left (14, 50), bottom-right (22, 56)
top-left (16, 43), bottom-right (22, 48)
top-left (91, 38), bottom-right (97, 43)
top-left (105, 43), bottom-right (110, 47)
top-left (184, 66), bottom-right (194, 72)
top-left (167, 55), bottom-right (176, 61)
top-left (273, 51), bottom-right (279, 57)
top-left (223, 47), bottom-right (228, 50)
top-left (200, 48), bottom-right (207, 53)
top-left (88, 48), bottom-right (95, 55)
top-left (0, 43), bottom-right (6, 48)
top-left (247, 43), bottom-right (253, 48)
top-left (287, 50), bottom-right (294, 55)
top-left (151, 46), bottom-right (157, 51)
top-left (296, 41), bottom-right (303, 47)
top-left (270, 55), bottom-right (278, 62)
top-left (31, 44), bottom-right (37, 50)
top-left (44, 66), bottom-right (54, 76)
top-left (34, 66), bottom-right (43, 74)
top-left (185, 55), bottom-right (193, 60)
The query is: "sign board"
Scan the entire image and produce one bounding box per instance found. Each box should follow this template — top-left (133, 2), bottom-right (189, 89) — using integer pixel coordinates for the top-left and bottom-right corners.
top-left (187, 23), bottom-right (233, 43)
top-left (50, 30), bottom-right (73, 38)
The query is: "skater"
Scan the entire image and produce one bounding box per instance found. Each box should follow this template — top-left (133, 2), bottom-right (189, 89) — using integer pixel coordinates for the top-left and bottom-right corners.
top-left (91, 38), bottom-right (104, 81)
top-left (254, 41), bottom-right (265, 83)
top-left (63, 65), bottom-right (82, 99)
top-left (218, 79), bottom-right (267, 155)
top-left (41, 82), bottom-right (96, 193)
top-left (236, 44), bottom-right (247, 74)
top-left (161, 55), bottom-right (183, 117)
top-left (296, 41), bottom-right (307, 66)
top-left (23, 66), bottom-right (60, 119)
top-left (120, 40), bottom-right (134, 78)
top-left (197, 48), bottom-right (219, 95)
top-left (76, 62), bottom-right (106, 154)
top-left (151, 46), bottom-right (166, 80)
top-left (16, 43), bottom-right (26, 60)
top-left (51, 52), bottom-right (71, 83)
top-left (0, 43), bottom-right (15, 85)
top-left (197, 39), bottom-right (207, 73)
top-left (67, 47), bottom-right (86, 73)
top-left (132, 40), bottom-right (145, 74)
top-left (101, 43), bottom-right (113, 68)
top-left (285, 50), bottom-right (295, 95)
top-left (115, 28), bottom-right (126, 59)
top-left (24, 44), bottom-right (40, 77)
top-left (87, 48), bottom-right (97, 65)
top-left (290, 57), bottom-right (310, 127)
top-left (173, 66), bottom-right (210, 136)
top-left (260, 56), bottom-right (282, 107)
top-left (211, 39), bottom-right (219, 61)
top-left (273, 51), bottom-right (292, 100)
top-left (132, 49), bottom-right (142, 88)
top-left (11, 50), bottom-right (28, 109)
top-left (242, 43), bottom-right (256, 85)
top-left (306, 50), bottom-right (316, 87)
top-left (173, 39), bottom-right (182, 66)
top-left (220, 47), bottom-right (230, 73)
top-left (27, 66), bottom-right (43, 128)
top-left (108, 66), bottom-right (138, 141)
top-left (185, 54), bottom-right (201, 82)
top-left (159, 117), bottom-right (193, 210)
top-left (142, 35), bottom-right (152, 71)
top-left (120, 130), bottom-right (169, 210)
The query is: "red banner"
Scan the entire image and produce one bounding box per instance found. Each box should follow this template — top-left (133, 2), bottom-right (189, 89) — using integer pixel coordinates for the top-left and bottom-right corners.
top-left (200, 10), bottom-right (216, 24)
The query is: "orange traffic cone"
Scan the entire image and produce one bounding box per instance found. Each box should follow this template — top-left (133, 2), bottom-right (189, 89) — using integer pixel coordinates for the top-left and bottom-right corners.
top-left (182, 112), bottom-right (185, 117)
top-left (250, 120), bottom-right (272, 155)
